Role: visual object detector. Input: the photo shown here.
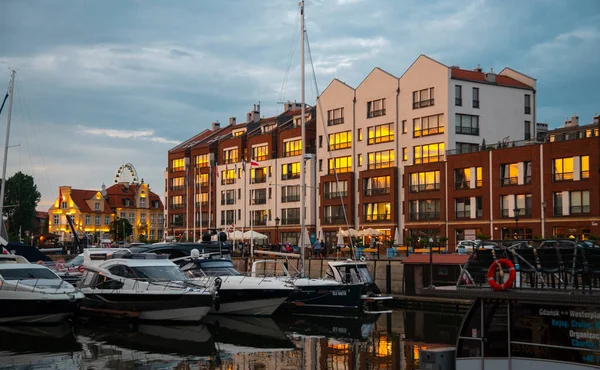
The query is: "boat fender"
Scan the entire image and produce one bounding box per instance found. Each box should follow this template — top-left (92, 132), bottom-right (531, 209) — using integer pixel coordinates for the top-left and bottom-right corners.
top-left (36, 260), bottom-right (45, 265)
top-left (487, 258), bottom-right (516, 291)
top-left (56, 261), bottom-right (66, 271)
top-left (214, 277), bottom-right (222, 291)
top-left (214, 296), bottom-right (221, 312)
top-left (78, 265), bottom-right (85, 273)
top-left (360, 256), bottom-right (366, 262)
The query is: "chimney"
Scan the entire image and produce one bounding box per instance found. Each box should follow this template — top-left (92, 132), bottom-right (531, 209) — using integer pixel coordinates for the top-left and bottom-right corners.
top-left (484, 68), bottom-right (496, 83)
top-left (565, 114), bottom-right (579, 128)
top-left (249, 103), bottom-right (260, 123)
top-left (593, 114), bottom-right (599, 125)
top-left (473, 64), bottom-right (483, 73)
top-left (284, 101), bottom-right (302, 113)
top-left (212, 121), bottom-right (221, 131)
top-left (229, 117), bottom-right (236, 126)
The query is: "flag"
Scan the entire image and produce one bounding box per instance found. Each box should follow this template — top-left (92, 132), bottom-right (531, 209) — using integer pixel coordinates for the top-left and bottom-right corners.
top-left (216, 166), bottom-right (219, 178)
top-left (1, 247), bottom-right (9, 255)
top-left (59, 191), bottom-right (65, 202)
top-left (250, 158), bottom-right (259, 167)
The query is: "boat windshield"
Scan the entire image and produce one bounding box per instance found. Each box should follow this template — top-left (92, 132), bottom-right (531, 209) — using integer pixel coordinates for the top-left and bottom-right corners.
top-left (358, 266), bottom-right (373, 283)
top-left (197, 261), bottom-right (240, 277)
top-left (130, 266), bottom-right (188, 281)
top-left (65, 256), bottom-right (83, 267)
top-left (0, 268), bottom-right (59, 280)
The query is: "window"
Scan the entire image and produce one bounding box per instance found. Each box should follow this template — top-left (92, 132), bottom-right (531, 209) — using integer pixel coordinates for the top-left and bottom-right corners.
top-left (455, 114), bottom-right (479, 135)
top-left (358, 153), bottom-right (363, 167)
top-left (281, 208), bottom-right (300, 225)
top-left (250, 210), bottom-right (268, 226)
top-left (454, 168), bottom-right (472, 189)
top-left (570, 191), bottom-right (590, 214)
top-left (328, 156), bottom-right (352, 174)
top-left (363, 176), bottom-right (390, 196)
top-left (220, 190), bottom-right (235, 205)
top-left (195, 192), bottom-right (208, 206)
top-left (53, 215), bottom-right (59, 224)
top-left (500, 194), bottom-right (533, 218)
top-left (455, 198), bottom-right (471, 219)
top-left (455, 85), bottom-right (462, 106)
top-left (413, 143), bottom-right (444, 164)
top-left (524, 94), bottom-right (531, 114)
top-left (195, 154), bottom-right (210, 168)
top-left (402, 120), bottom-right (407, 134)
top-left (524, 121), bottom-right (531, 140)
top-left (140, 213), bottom-right (146, 224)
top-left (318, 136), bottom-right (322, 148)
top-left (222, 148), bottom-right (238, 164)
top-left (171, 158), bottom-right (185, 172)
top-left (196, 173), bottom-right (209, 187)
top-left (220, 210), bottom-right (235, 225)
top-left (357, 128), bottom-right (362, 141)
top-left (553, 192), bottom-right (563, 216)
top-left (121, 212), bottom-right (126, 219)
top-left (413, 114), bottom-right (444, 137)
top-left (367, 98), bottom-right (386, 118)
top-left (251, 167), bottom-right (267, 183)
top-left (94, 202), bottom-right (100, 211)
top-left (96, 276), bottom-right (124, 290)
top-left (413, 88), bottom-right (434, 109)
top-left (472, 87), bottom-right (479, 108)
top-left (139, 198), bottom-right (146, 208)
top-left (129, 213), bottom-right (134, 223)
top-left (367, 150), bottom-right (394, 170)
top-left (61, 201), bottom-right (67, 209)
top-left (323, 205), bottom-right (346, 224)
top-left (284, 139), bottom-right (302, 157)
top-left (93, 215), bottom-right (99, 226)
top-left (456, 142), bottom-right (479, 154)
top-left (363, 202), bottom-right (391, 222)
top-left (221, 169), bottom-right (236, 185)
top-left (367, 123), bottom-right (394, 144)
top-left (328, 130), bottom-right (352, 150)
top-left (252, 144), bottom-right (268, 161)
top-left (409, 171), bottom-right (441, 192)
top-left (402, 147), bottom-right (408, 161)
top-left (524, 162), bottom-right (532, 184)
top-left (281, 162), bottom-right (300, 180)
top-left (250, 189), bottom-right (267, 205)
top-left (327, 108), bottom-right (344, 126)
top-left (553, 157), bottom-right (573, 181)
top-left (171, 177), bottom-right (185, 191)
top-left (105, 216), bottom-right (110, 225)
top-left (85, 215), bottom-right (91, 225)
top-left (150, 214), bottom-right (156, 224)
top-left (500, 163), bottom-right (519, 186)
top-left (581, 156), bottom-right (589, 179)
top-left (324, 181), bottom-right (348, 199)
top-left (408, 199), bottom-right (440, 221)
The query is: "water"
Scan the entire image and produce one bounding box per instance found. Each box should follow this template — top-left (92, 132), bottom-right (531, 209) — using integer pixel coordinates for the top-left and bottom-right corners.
top-left (0, 309), bottom-right (463, 369)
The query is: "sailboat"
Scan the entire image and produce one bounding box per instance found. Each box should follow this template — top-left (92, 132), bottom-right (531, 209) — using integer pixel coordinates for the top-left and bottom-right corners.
top-left (250, 1), bottom-right (390, 316)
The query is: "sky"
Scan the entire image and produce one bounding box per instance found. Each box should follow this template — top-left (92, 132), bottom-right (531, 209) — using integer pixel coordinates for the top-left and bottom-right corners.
top-left (1, 0), bottom-right (599, 210)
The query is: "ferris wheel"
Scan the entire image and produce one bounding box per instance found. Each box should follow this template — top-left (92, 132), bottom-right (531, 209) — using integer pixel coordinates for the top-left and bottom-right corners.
top-left (113, 163), bottom-right (140, 184)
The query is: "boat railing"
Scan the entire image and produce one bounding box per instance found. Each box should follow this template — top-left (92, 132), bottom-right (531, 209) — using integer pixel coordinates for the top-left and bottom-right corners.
top-left (0, 277), bottom-right (73, 294)
top-left (456, 239), bottom-right (600, 292)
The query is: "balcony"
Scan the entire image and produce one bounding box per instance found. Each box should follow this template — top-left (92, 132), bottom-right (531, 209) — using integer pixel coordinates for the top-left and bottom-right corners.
top-left (323, 216), bottom-right (346, 224)
top-left (323, 191), bottom-right (346, 200)
top-left (327, 117), bottom-right (344, 126)
top-left (409, 183), bottom-right (440, 193)
top-left (195, 201), bottom-right (209, 208)
top-left (170, 221), bottom-right (184, 227)
top-left (253, 174), bottom-right (267, 184)
top-left (252, 218), bottom-right (267, 226)
top-left (456, 126), bottom-right (479, 135)
top-left (455, 210), bottom-right (471, 219)
top-left (220, 198), bottom-right (235, 206)
top-left (252, 197), bottom-right (267, 205)
top-left (328, 167), bottom-right (352, 175)
top-left (170, 203), bottom-right (185, 209)
top-left (408, 211), bottom-right (440, 221)
top-left (220, 219), bottom-right (235, 226)
top-left (367, 109), bottom-right (386, 118)
top-left (454, 181), bottom-right (470, 190)
top-left (171, 167), bottom-right (184, 173)
top-left (170, 185), bottom-right (185, 191)
top-left (414, 155), bottom-right (444, 164)
top-left (196, 182), bottom-right (209, 188)
top-left (368, 161), bottom-right (395, 170)
top-left (195, 220), bottom-right (209, 227)
top-left (221, 178), bottom-right (235, 185)
top-left (500, 177), bottom-right (518, 186)
top-left (363, 188), bottom-right (390, 196)
top-left (282, 194), bottom-right (300, 202)
top-left (281, 173), bottom-right (300, 180)
top-left (501, 208), bottom-right (533, 218)
top-left (364, 214), bottom-right (391, 222)
top-left (553, 172), bottom-right (573, 182)
top-left (413, 99), bottom-right (434, 109)
top-left (281, 218), bottom-right (300, 225)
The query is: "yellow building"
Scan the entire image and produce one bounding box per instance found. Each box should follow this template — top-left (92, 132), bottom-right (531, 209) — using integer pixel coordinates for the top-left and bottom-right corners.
top-left (48, 182), bottom-right (164, 243)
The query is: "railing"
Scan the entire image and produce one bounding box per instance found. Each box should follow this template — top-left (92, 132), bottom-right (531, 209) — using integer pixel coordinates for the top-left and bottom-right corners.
top-left (364, 214), bottom-right (391, 222)
top-left (195, 201), bottom-right (209, 208)
top-left (284, 150), bottom-right (302, 157)
top-left (171, 167), bottom-right (184, 172)
top-left (0, 278), bottom-right (72, 294)
top-left (525, 106), bottom-right (531, 114)
top-left (170, 185), bottom-right (185, 191)
top-left (408, 211), bottom-right (440, 221)
top-left (367, 135), bottom-right (394, 145)
top-left (454, 181), bottom-right (470, 190)
top-left (281, 194), bottom-right (300, 202)
top-left (328, 167), bottom-right (352, 174)
top-left (582, 170), bottom-right (590, 179)
top-left (553, 206), bottom-right (563, 216)
top-left (170, 203), bottom-right (185, 209)
top-left (323, 191), bottom-right (347, 200)
top-left (221, 178), bottom-right (235, 185)
top-left (281, 218), bottom-right (300, 225)
top-left (323, 216), bottom-right (346, 224)
top-left (455, 126), bottom-right (479, 135)
top-left (220, 198), bottom-right (235, 205)
top-left (473, 100), bottom-right (479, 108)
top-left (455, 98), bottom-right (462, 106)
top-left (367, 109), bottom-right (386, 118)
top-left (501, 209), bottom-right (533, 218)
top-left (414, 154), bottom-right (444, 164)
top-left (195, 221), bottom-right (209, 227)
top-left (409, 183), bottom-right (440, 192)
top-left (220, 219), bottom-right (235, 226)
top-left (196, 182), bottom-right (209, 188)
top-left (500, 177), bottom-right (518, 186)
top-left (281, 173), bottom-right (300, 180)
top-left (368, 161), bottom-right (394, 170)
top-left (253, 175), bottom-right (267, 184)
top-left (329, 142), bottom-right (352, 151)
top-left (253, 197), bottom-right (267, 205)
top-left (327, 117), bottom-right (344, 126)
top-left (413, 99), bottom-right (434, 109)
top-left (553, 172), bottom-right (573, 181)
top-left (455, 210), bottom-right (471, 219)
top-left (413, 126), bottom-right (444, 138)
top-left (363, 188), bottom-right (390, 196)
top-left (252, 219), bottom-right (267, 226)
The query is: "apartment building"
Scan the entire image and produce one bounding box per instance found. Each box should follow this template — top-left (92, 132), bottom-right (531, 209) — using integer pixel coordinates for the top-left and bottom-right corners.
top-left (403, 114), bottom-right (600, 250)
top-left (165, 103), bottom-right (316, 244)
top-left (316, 54), bottom-right (536, 247)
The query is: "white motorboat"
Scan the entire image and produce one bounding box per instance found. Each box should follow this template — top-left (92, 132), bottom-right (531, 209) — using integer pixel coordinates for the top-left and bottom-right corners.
top-left (173, 250), bottom-right (294, 316)
top-left (78, 250), bottom-right (217, 321)
top-left (0, 254), bottom-right (84, 323)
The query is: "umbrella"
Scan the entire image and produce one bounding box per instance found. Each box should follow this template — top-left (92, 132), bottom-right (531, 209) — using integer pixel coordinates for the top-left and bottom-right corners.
top-left (337, 228), bottom-right (360, 237)
top-left (227, 230), bottom-right (245, 241)
top-left (242, 230), bottom-right (268, 240)
top-left (359, 228), bottom-right (383, 237)
top-left (393, 227), bottom-right (401, 245)
top-left (337, 228), bottom-right (344, 247)
top-left (299, 228), bottom-right (311, 248)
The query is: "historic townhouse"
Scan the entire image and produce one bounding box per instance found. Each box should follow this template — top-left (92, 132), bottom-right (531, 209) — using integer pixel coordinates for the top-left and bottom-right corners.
top-left (316, 54), bottom-right (536, 247)
top-left (403, 114), bottom-right (600, 250)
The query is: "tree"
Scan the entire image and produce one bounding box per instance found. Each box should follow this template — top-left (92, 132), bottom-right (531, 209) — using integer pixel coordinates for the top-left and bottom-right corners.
top-left (1, 171), bottom-right (41, 240)
top-left (109, 218), bottom-right (133, 242)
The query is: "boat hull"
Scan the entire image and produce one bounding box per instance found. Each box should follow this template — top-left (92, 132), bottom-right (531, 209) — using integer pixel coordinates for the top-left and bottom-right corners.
top-left (80, 292), bottom-right (214, 322)
top-left (279, 282), bottom-right (365, 316)
top-left (212, 288), bottom-right (292, 316)
top-left (0, 297), bottom-right (82, 324)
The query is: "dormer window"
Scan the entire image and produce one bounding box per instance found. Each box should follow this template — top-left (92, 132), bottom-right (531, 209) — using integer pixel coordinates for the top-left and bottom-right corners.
top-left (94, 202), bottom-right (100, 211)
top-left (124, 198), bottom-right (130, 207)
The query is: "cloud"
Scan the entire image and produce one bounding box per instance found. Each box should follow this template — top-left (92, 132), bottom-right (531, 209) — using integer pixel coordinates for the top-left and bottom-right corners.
top-left (78, 126), bottom-right (180, 145)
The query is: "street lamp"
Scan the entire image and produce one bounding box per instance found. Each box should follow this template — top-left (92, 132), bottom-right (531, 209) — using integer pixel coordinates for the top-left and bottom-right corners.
top-left (275, 217), bottom-right (280, 245)
top-left (513, 207), bottom-right (520, 239)
top-left (427, 205), bottom-right (434, 288)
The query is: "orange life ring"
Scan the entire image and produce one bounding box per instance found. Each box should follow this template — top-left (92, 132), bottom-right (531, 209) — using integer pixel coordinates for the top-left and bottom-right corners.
top-left (487, 258), bottom-right (516, 291)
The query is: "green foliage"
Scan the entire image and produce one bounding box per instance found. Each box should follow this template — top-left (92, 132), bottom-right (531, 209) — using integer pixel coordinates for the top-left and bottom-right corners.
top-left (138, 234), bottom-right (148, 243)
top-left (109, 218), bottom-right (133, 241)
top-left (1, 171), bottom-right (41, 239)
top-left (476, 234), bottom-right (491, 240)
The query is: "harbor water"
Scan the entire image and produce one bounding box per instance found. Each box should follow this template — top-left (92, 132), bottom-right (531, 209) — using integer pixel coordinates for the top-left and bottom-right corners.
top-left (0, 309), bottom-right (463, 369)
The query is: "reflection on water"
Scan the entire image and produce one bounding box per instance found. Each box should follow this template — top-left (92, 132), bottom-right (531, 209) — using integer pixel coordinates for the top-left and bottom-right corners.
top-left (0, 309), bottom-right (463, 369)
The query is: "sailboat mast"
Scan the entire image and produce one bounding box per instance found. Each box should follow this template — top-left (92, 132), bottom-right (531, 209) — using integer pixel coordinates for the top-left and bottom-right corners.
top-left (299, 0), bottom-right (306, 276)
top-left (0, 70), bottom-right (16, 216)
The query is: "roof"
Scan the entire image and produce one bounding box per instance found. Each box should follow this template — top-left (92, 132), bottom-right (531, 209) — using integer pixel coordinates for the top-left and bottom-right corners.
top-left (402, 254), bottom-right (469, 265)
top-left (105, 183), bottom-right (164, 210)
top-left (35, 211), bottom-right (47, 219)
top-left (546, 122), bottom-right (599, 135)
top-left (450, 68), bottom-right (533, 89)
top-left (69, 189), bottom-right (113, 214)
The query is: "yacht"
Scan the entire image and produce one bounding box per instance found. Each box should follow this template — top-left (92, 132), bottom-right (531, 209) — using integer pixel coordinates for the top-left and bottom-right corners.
top-left (172, 250), bottom-right (294, 316)
top-left (0, 254), bottom-right (84, 323)
top-left (78, 250), bottom-right (217, 321)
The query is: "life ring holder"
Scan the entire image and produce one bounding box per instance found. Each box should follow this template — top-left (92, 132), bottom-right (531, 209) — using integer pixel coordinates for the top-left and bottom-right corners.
top-left (487, 258), bottom-right (516, 291)
top-left (359, 256), bottom-right (366, 262)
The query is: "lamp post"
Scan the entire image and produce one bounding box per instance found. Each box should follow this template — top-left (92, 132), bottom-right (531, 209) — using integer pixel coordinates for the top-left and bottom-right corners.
top-left (513, 207), bottom-right (520, 239)
top-left (275, 217), bottom-right (280, 245)
top-left (427, 205), bottom-right (434, 288)
top-left (541, 201), bottom-right (547, 239)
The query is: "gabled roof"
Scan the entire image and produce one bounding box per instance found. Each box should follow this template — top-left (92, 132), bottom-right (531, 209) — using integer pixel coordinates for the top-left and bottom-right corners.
top-left (450, 68), bottom-right (533, 89)
top-left (69, 189), bottom-right (113, 214)
top-left (35, 211), bottom-right (47, 219)
top-left (356, 66), bottom-right (398, 90)
top-left (320, 78), bottom-right (355, 96)
top-left (105, 183), bottom-right (163, 210)
top-left (399, 54), bottom-right (448, 79)
top-left (499, 67), bottom-right (537, 81)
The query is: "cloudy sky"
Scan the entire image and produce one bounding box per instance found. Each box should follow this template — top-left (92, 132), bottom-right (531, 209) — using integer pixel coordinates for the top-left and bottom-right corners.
top-left (1, 0), bottom-right (599, 210)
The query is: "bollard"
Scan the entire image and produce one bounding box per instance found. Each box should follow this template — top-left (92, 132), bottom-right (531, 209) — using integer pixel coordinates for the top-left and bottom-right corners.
top-left (386, 264), bottom-right (392, 294)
